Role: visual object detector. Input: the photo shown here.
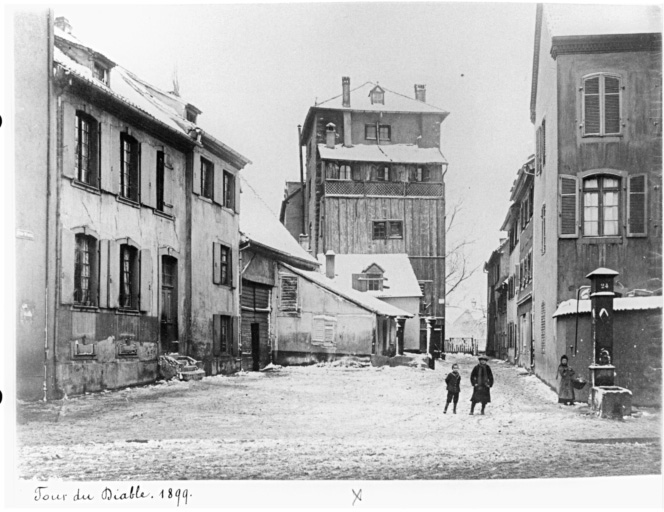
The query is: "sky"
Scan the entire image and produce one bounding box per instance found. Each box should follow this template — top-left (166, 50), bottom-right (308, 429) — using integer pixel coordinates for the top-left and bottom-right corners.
top-left (49, 1), bottom-right (539, 313)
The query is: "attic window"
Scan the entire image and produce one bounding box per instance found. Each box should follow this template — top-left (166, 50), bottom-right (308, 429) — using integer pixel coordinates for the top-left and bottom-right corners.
top-left (369, 86), bottom-right (385, 105)
top-left (186, 109), bottom-right (197, 123)
top-left (93, 62), bottom-right (109, 85)
top-left (352, 265), bottom-right (385, 292)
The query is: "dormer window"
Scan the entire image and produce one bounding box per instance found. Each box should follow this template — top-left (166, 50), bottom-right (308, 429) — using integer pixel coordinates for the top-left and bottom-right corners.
top-left (369, 85), bottom-right (385, 105)
top-left (352, 263), bottom-right (385, 292)
top-left (93, 62), bottom-right (109, 85)
top-left (185, 104), bottom-right (202, 124)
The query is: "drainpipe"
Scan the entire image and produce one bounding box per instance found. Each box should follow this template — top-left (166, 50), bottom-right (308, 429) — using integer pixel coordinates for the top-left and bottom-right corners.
top-left (297, 125), bottom-right (305, 236)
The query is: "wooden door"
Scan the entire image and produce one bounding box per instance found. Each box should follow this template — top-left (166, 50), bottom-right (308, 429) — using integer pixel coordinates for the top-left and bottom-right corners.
top-left (251, 323), bottom-right (260, 371)
top-left (160, 256), bottom-right (178, 353)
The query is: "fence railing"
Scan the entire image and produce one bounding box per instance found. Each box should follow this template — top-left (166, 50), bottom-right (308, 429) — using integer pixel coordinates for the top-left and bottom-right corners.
top-left (444, 338), bottom-right (478, 355)
top-left (325, 180), bottom-right (443, 197)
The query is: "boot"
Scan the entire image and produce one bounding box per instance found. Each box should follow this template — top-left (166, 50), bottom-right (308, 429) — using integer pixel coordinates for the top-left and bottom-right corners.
top-left (470, 404), bottom-right (475, 415)
top-left (481, 405), bottom-right (486, 415)
top-left (444, 403), bottom-right (449, 414)
top-left (453, 404), bottom-right (457, 414)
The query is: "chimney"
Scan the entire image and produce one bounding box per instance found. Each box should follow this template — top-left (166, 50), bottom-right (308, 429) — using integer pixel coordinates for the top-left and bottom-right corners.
top-left (299, 234), bottom-right (310, 253)
top-left (414, 84), bottom-right (426, 102)
top-left (325, 250), bottom-right (336, 279)
top-left (342, 77), bottom-right (351, 108)
top-left (55, 16), bottom-right (73, 35)
top-left (325, 123), bottom-right (336, 149)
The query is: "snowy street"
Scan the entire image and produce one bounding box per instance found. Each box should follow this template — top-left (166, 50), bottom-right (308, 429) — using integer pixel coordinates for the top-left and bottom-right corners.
top-left (16, 355), bottom-right (660, 480)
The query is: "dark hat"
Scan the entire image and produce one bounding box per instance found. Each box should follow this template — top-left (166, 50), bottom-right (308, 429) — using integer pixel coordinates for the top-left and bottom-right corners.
top-left (478, 355), bottom-right (489, 361)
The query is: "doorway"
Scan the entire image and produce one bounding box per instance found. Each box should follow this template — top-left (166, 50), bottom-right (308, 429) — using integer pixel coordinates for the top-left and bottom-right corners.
top-left (160, 256), bottom-right (178, 353)
top-left (251, 323), bottom-right (260, 371)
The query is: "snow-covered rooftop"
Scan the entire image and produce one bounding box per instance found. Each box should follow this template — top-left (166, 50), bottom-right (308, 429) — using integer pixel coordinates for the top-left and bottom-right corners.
top-left (553, 296), bottom-right (662, 318)
top-left (283, 264), bottom-right (413, 318)
top-left (544, 3), bottom-right (662, 37)
top-left (317, 253), bottom-right (422, 299)
top-left (316, 81), bottom-right (449, 115)
top-left (239, 177), bottom-right (319, 268)
top-left (318, 144), bottom-right (447, 165)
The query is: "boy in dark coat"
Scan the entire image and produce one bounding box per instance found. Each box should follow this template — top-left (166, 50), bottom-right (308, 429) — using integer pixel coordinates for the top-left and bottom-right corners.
top-left (470, 355), bottom-right (494, 415)
top-left (444, 363), bottom-right (461, 414)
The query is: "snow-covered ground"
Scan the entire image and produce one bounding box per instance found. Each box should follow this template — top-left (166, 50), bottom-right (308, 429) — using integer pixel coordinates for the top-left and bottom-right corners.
top-left (15, 355), bottom-right (661, 480)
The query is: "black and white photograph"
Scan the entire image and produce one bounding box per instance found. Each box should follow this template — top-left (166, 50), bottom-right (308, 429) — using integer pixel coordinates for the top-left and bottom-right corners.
top-left (4, 1), bottom-right (663, 509)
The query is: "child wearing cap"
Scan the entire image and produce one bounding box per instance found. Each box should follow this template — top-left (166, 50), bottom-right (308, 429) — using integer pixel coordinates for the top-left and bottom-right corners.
top-left (444, 363), bottom-right (461, 414)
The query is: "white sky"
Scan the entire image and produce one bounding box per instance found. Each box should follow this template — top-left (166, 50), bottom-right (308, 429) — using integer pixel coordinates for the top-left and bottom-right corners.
top-left (47, 2), bottom-right (536, 311)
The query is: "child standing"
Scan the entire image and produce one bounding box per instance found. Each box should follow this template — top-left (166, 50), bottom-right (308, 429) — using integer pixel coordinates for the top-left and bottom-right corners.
top-left (444, 364), bottom-right (461, 414)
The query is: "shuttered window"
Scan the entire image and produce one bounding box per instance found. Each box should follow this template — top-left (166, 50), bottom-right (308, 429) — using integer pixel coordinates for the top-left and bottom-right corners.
top-left (540, 302), bottom-right (546, 354)
top-left (559, 175), bottom-right (579, 238)
top-left (120, 134), bottom-right (140, 201)
top-left (583, 74), bottom-right (621, 136)
top-left (312, 316), bottom-right (336, 344)
top-left (74, 234), bottom-right (98, 306)
top-left (75, 111), bottom-right (100, 187)
top-left (627, 174), bottom-right (648, 236)
top-left (280, 275), bottom-right (298, 311)
top-left (583, 176), bottom-right (620, 237)
top-left (213, 242), bottom-right (232, 286)
top-left (541, 204), bottom-right (546, 254)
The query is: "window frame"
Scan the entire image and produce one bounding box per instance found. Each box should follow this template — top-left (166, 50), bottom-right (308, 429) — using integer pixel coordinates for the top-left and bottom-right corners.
top-left (372, 220), bottom-right (403, 240)
top-left (223, 170), bottom-right (235, 209)
top-left (156, 150), bottom-right (165, 211)
top-left (582, 174), bottom-right (622, 237)
top-left (119, 243), bottom-right (139, 310)
top-left (378, 124), bottom-right (391, 142)
top-left (213, 242), bottom-right (233, 287)
top-left (200, 157), bottom-right (215, 200)
top-left (365, 124), bottom-right (377, 141)
top-left (74, 233), bottom-right (98, 307)
top-left (582, 73), bottom-right (622, 137)
top-left (120, 133), bottom-right (140, 202)
top-left (75, 111), bottom-right (100, 188)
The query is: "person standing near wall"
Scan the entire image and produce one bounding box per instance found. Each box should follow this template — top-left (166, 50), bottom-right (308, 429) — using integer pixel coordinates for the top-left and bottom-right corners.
top-left (556, 355), bottom-right (575, 405)
top-left (470, 355), bottom-right (493, 415)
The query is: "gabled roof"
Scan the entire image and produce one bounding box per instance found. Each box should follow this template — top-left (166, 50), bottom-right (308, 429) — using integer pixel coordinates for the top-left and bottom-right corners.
top-left (317, 253), bottom-right (422, 299)
top-left (318, 144), bottom-right (447, 165)
top-left (53, 26), bottom-right (250, 168)
top-left (282, 264), bottom-right (413, 318)
top-left (509, 155), bottom-right (535, 202)
top-left (301, 81), bottom-right (449, 144)
top-left (240, 177), bottom-right (319, 270)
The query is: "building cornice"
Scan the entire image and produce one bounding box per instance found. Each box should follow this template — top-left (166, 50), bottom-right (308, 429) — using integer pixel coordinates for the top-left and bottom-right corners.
top-left (550, 33), bottom-right (662, 59)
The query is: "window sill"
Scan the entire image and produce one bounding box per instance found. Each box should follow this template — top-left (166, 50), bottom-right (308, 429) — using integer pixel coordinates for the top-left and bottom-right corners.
top-left (581, 134), bottom-right (623, 141)
top-left (116, 196), bottom-right (140, 208)
top-left (72, 304), bottom-right (99, 312)
top-left (198, 195), bottom-right (214, 204)
top-left (154, 209), bottom-right (175, 221)
top-left (580, 236), bottom-right (623, 245)
top-left (116, 308), bottom-right (141, 316)
top-left (71, 179), bottom-right (101, 195)
top-left (222, 206), bottom-right (236, 216)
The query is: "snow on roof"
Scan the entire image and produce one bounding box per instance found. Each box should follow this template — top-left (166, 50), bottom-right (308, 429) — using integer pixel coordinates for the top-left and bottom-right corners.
top-left (282, 264), bottom-right (413, 318)
top-left (317, 253), bottom-right (422, 299)
top-left (316, 81), bottom-right (449, 115)
top-left (239, 177), bottom-right (319, 267)
top-left (318, 144), bottom-right (447, 165)
top-left (544, 3), bottom-right (662, 37)
top-left (553, 296), bottom-right (662, 318)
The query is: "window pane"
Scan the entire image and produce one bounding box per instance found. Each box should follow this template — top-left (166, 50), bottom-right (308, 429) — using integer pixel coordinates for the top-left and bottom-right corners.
top-left (603, 177), bottom-right (619, 189)
top-left (584, 178), bottom-right (598, 190)
top-left (389, 221), bottom-right (403, 238)
top-left (584, 191), bottom-right (599, 236)
top-left (365, 125), bottom-right (377, 140)
top-left (373, 222), bottom-right (386, 239)
top-left (379, 125), bottom-right (390, 140)
top-left (603, 190), bottom-right (619, 235)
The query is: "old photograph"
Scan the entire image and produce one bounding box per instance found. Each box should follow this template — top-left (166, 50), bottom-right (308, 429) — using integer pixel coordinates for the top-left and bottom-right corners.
top-left (6, 1), bottom-right (663, 508)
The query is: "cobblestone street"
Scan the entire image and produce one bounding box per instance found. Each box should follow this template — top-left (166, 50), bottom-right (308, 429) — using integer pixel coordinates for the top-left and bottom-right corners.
top-left (16, 355), bottom-right (661, 480)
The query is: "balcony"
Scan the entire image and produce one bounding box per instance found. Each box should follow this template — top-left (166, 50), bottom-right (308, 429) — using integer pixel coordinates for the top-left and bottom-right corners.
top-left (324, 180), bottom-right (443, 198)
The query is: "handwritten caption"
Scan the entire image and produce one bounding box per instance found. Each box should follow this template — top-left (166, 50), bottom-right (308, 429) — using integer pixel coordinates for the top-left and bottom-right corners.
top-left (34, 485), bottom-right (190, 507)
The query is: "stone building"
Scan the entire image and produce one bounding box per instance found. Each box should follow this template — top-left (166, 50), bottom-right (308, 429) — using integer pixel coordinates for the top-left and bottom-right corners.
top-left (14, 11), bottom-right (250, 399)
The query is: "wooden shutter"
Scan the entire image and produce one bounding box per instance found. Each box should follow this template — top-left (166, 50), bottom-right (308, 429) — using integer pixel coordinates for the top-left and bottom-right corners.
top-left (352, 273), bottom-right (367, 292)
top-left (101, 126), bottom-right (119, 194)
top-left (213, 166), bottom-right (223, 205)
top-left (604, 76), bottom-right (621, 134)
top-left (163, 162), bottom-right (174, 215)
top-left (213, 314), bottom-right (221, 356)
top-left (94, 122), bottom-right (101, 188)
top-left (559, 175), bottom-right (579, 238)
top-left (535, 127), bottom-right (541, 174)
top-left (541, 119), bottom-right (546, 167)
top-left (583, 76), bottom-right (601, 135)
top-left (193, 156), bottom-right (201, 195)
top-left (98, 239), bottom-right (110, 307)
top-left (108, 240), bottom-right (120, 308)
top-left (280, 275), bottom-right (298, 311)
top-left (229, 247), bottom-right (235, 289)
top-left (141, 146), bottom-right (156, 208)
top-left (312, 317), bottom-right (325, 342)
top-left (231, 316), bottom-right (239, 357)
top-left (60, 228), bottom-right (76, 304)
top-left (62, 103), bottom-right (77, 179)
top-left (139, 249), bottom-right (152, 312)
top-left (627, 174), bottom-right (648, 237)
top-left (136, 142), bottom-right (142, 203)
top-left (213, 242), bottom-right (221, 284)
